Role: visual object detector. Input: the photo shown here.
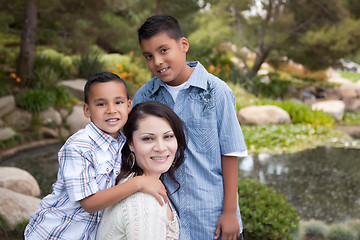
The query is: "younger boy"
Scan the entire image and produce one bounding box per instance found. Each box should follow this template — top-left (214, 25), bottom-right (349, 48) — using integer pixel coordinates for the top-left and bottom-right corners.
top-left (133, 15), bottom-right (248, 240)
top-left (25, 72), bottom-right (167, 240)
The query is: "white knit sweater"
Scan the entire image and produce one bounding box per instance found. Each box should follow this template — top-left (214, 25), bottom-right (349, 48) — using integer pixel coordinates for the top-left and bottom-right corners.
top-left (96, 191), bottom-right (179, 240)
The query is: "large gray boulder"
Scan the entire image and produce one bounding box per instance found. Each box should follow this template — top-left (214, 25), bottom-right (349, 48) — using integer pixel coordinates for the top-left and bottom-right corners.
top-left (3, 108), bottom-right (33, 131)
top-left (59, 79), bottom-right (87, 100)
top-left (0, 95), bottom-right (16, 118)
top-left (0, 187), bottom-right (40, 229)
top-left (0, 167), bottom-right (40, 197)
top-left (238, 105), bottom-right (291, 125)
top-left (312, 100), bottom-right (345, 121)
top-left (66, 104), bottom-right (90, 134)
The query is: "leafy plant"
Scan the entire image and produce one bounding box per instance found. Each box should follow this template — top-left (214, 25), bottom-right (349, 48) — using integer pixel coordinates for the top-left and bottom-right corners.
top-left (327, 224), bottom-right (356, 240)
top-left (238, 178), bottom-right (299, 240)
top-left (300, 220), bottom-right (328, 239)
top-left (341, 111), bottom-right (360, 126)
top-left (75, 47), bottom-right (106, 79)
top-left (16, 88), bottom-right (56, 113)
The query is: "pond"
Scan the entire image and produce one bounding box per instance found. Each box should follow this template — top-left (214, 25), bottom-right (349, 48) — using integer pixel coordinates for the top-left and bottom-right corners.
top-left (239, 146), bottom-right (360, 223)
top-left (1, 143), bottom-right (359, 223)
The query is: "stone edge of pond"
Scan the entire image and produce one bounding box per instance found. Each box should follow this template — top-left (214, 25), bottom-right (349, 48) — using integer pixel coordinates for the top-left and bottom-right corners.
top-left (0, 139), bottom-right (62, 163)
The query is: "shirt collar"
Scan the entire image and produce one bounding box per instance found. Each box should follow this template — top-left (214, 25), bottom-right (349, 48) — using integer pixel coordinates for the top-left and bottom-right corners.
top-left (151, 61), bottom-right (208, 94)
top-left (85, 122), bottom-right (126, 152)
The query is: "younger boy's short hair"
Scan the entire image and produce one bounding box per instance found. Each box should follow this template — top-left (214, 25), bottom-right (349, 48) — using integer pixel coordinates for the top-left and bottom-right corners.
top-left (84, 72), bottom-right (129, 103)
top-left (137, 14), bottom-right (185, 43)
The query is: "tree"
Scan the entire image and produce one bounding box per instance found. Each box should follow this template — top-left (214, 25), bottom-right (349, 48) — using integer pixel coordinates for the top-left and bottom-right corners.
top-left (17, 0), bottom-right (37, 84)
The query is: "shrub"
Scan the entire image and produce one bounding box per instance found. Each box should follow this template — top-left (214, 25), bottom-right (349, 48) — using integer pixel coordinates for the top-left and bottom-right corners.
top-left (34, 49), bottom-right (73, 80)
top-left (347, 219), bottom-right (360, 240)
top-left (262, 99), bottom-right (335, 127)
top-left (16, 88), bottom-right (56, 113)
top-left (327, 224), bottom-right (356, 240)
top-left (75, 48), bottom-right (106, 79)
top-left (238, 178), bottom-right (299, 240)
top-left (34, 65), bottom-right (61, 89)
top-left (0, 214), bottom-right (10, 236)
top-left (300, 220), bottom-right (328, 239)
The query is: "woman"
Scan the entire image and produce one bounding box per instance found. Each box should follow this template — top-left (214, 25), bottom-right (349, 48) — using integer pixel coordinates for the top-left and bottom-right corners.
top-left (96, 101), bottom-right (186, 240)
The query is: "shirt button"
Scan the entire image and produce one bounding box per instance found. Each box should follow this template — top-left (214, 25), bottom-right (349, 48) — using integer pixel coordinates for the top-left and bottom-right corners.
top-left (116, 171), bottom-right (119, 175)
top-left (106, 168), bottom-right (109, 172)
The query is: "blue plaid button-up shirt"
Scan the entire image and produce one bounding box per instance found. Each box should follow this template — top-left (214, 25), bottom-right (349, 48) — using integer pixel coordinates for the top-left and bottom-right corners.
top-left (133, 61), bottom-right (247, 239)
top-left (25, 122), bottom-right (125, 240)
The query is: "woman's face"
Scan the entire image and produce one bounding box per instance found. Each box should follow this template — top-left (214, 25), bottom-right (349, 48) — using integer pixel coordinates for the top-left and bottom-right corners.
top-left (129, 115), bottom-right (178, 178)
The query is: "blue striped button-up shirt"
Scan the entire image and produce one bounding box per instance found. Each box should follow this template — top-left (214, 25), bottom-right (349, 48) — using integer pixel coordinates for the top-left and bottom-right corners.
top-left (133, 61), bottom-right (247, 239)
top-left (24, 122), bottom-right (125, 240)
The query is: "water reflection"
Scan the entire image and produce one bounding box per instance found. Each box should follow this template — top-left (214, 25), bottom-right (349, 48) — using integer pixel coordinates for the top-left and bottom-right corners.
top-left (239, 147), bottom-right (360, 223)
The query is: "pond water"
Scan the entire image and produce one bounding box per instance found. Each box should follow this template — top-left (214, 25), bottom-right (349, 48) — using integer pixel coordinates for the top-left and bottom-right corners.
top-left (239, 147), bottom-right (360, 223)
top-left (1, 143), bottom-right (359, 223)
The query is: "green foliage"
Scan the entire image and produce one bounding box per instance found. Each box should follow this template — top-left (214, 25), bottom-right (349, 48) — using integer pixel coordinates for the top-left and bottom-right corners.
top-left (300, 220), bottom-right (328, 238)
top-left (16, 88), bottom-right (56, 113)
top-left (238, 178), bottom-right (299, 240)
top-left (327, 224), bottom-right (356, 240)
top-left (11, 219), bottom-right (28, 237)
top-left (251, 72), bottom-right (291, 99)
top-left (347, 219), bottom-right (360, 240)
top-left (75, 47), bottom-right (106, 79)
top-left (34, 65), bottom-right (61, 89)
top-left (341, 111), bottom-right (360, 126)
top-left (241, 124), bottom-right (350, 154)
top-left (34, 49), bottom-right (73, 80)
top-left (267, 100), bottom-right (335, 127)
top-left (0, 213), bottom-right (10, 235)
top-left (54, 86), bottom-right (73, 106)
top-left (339, 71), bottom-right (360, 82)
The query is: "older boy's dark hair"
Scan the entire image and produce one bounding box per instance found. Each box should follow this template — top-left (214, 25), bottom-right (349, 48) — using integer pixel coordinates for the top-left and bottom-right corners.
top-left (137, 14), bottom-right (185, 43)
top-left (84, 72), bottom-right (129, 103)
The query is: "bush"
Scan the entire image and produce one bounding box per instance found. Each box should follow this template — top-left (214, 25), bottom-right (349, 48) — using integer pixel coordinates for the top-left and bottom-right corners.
top-left (300, 220), bottom-right (328, 239)
top-left (75, 47), bottom-right (106, 79)
top-left (16, 88), bottom-right (56, 113)
top-left (267, 100), bottom-right (335, 127)
top-left (238, 178), bottom-right (299, 240)
top-left (327, 224), bottom-right (356, 240)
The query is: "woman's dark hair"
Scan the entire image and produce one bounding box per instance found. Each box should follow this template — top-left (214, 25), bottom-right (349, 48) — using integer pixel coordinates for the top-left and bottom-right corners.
top-left (117, 101), bottom-right (186, 193)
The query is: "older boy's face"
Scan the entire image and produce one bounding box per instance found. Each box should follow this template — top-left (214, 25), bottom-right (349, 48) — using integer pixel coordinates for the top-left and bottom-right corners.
top-left (83, 81), bottom-right (131, 139)
top-left (140, 32), bottom-right (192, 86)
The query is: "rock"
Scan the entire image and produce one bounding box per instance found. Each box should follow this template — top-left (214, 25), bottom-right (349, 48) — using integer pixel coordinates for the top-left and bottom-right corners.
top-left (336, 126), bottom-right (360, 139)
top-left (38, 126), bottom-right (59, 138)
top-left (0, 167), bottom-right (40, 197)
top-left (39, 107), bottom-right (62, 127)
top-left (3, 108), bottom-right (33, 131)
top-left (238, 105), bottom-right (291, 125)
top-left (0, 187), bottom-right (40, 229)
top-left (343, 98), bottom-right (360, 112)
top-left (312, 100), bottom-right (345, 121)
top-left (66, 104), bottom-right (90, 134)
top-left (0, 95), bottom-right (16, 118)
top-left (58, 79), bottom-right (87, 100)
top-left (0, 127), bottom-right (17, 141)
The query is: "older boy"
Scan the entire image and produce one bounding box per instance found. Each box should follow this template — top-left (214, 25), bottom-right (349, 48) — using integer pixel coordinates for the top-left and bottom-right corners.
top-left (133, 15), bottom-right (248, 239)
top-left (25, 72), bottom-right (167, 240)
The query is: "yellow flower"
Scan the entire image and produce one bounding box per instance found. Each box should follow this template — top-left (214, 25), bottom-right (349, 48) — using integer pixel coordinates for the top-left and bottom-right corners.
top-left (117, 63), bottom-right (123, 69)
top-left (10, 73), bottom-right (17, 79)
top-left (16, 77), bottom-right (21, 83)
top-left (120, 72), bottom-right (129, 78)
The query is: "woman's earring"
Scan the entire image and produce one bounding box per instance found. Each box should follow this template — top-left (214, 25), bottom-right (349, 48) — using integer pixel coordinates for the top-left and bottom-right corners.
top-left (128, 152), bottom-right (135, 169)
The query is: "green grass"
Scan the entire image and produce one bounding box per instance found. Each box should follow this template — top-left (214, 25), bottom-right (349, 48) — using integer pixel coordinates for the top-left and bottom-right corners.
top-left (339, 71), bottom-right (360, 82)
top-left (341, 111), bottom-right (360, 126)
top-left (242, 124), bottom-right (359, 154)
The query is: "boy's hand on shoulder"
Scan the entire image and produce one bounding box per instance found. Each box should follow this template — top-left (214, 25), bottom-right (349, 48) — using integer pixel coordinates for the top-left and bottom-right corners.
top-left (214, 210), bottom-right (240, 240)
top-left (135, 175), bottom-right (168, 205)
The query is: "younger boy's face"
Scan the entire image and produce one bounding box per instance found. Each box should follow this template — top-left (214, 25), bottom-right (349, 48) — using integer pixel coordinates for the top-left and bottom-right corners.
top-left (83, 81), bottom-right (131, 139)
top-left (140, 32), bottom-right (192, 86)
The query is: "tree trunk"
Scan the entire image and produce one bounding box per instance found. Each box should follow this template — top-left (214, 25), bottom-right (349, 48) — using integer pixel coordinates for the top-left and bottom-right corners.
top-left (17, 0), bottom-right (38, 85)
top-left (250, 46), bottom-right (272, 76)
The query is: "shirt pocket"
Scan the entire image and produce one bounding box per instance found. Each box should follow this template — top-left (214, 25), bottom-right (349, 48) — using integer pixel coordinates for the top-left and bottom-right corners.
top-left (186, 119), bottom-right (218, 153)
